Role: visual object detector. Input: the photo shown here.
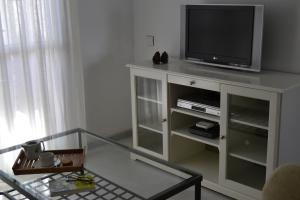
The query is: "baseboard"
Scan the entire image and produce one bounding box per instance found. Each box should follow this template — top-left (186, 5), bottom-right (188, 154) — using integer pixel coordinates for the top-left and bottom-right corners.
top-left (109, 129), bottom-right (132, 140)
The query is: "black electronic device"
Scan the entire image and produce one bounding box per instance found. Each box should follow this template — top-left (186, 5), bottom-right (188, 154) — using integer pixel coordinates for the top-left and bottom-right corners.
top-left (189, 125), bottom-right (219, 139)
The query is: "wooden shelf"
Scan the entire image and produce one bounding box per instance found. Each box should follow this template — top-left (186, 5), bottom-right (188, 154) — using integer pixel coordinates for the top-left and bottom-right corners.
top-left (172, 128), bottom-right (219, 148)
top-left (228, 130), bottom-right (267, 166)
top-left (230, 107), bottom-right (269, 130)
top-left (175, 150), bottom-right (219, 183)
top-left (138, 122), bottom-right (163, 135)
top-left (171, 107), bottom-right (220, 123)
top-left (137, 96), bottom-right (162, 104)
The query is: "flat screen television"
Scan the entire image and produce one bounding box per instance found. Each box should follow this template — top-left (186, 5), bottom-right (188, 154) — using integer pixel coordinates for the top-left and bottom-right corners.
top-left (180, 5), bottom-right (264, 72)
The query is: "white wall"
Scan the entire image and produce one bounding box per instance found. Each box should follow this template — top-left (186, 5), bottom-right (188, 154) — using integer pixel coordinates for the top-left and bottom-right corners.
top-left (76, 0), bottom-right (300, 136)
top-left (133, 0), bottom-right (300, 73)
top-left (77, 0), bottom-right (133, 136)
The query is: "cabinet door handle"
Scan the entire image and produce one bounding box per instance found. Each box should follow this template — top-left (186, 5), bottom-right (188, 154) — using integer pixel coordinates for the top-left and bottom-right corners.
top-left (190, 80), bottom-right (196, 85)
top-left (220, 136), bottom-right (226, 140)
top-left (162, 119), bottom-right (167, 123)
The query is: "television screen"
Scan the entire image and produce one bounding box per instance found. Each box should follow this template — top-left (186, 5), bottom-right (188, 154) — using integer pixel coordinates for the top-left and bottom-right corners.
top-left (186, 5), bottom-right (255, 67)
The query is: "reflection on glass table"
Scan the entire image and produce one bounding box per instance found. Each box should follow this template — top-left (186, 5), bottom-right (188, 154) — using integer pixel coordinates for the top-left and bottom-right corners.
top-left (0, 128), bottom-right (202, 200)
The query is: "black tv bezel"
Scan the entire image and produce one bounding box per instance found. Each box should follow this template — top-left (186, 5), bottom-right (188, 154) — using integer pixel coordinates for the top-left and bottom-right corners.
top-left (185, 5), bottom-right (255, 67)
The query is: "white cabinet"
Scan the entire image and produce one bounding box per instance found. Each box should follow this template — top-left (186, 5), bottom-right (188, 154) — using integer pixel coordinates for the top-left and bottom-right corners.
top-left (127, 60), bottom-right (300, 200)
top-left (220, 85), bottom-right (280, 199)
top-left (130, 69), bottom-right (169, 160)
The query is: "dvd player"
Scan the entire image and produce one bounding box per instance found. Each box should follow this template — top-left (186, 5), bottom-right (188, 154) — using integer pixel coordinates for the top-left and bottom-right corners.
top-left (177, 95), bottom-right (221, 116)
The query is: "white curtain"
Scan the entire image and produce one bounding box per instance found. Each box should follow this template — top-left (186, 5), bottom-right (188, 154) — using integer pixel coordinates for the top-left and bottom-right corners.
top-left (0, 0), bottom-right (85, 149)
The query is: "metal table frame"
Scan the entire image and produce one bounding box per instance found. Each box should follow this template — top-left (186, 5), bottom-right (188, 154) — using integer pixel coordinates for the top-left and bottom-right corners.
top-left (0, 128), bottom-right (202, 200)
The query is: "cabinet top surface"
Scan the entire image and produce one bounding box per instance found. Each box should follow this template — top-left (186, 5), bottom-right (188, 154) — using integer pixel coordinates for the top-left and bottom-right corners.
top-left (127, 60), bottom-right (300, 93)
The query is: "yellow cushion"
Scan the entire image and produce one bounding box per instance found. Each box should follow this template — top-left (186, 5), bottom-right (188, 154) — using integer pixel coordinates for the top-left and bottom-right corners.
top-left (262, 164), bottom-right (300, 200)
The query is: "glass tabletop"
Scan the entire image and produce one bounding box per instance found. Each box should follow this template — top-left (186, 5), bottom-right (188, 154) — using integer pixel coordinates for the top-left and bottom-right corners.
top-left (0, 128), bottom-right (202, 200)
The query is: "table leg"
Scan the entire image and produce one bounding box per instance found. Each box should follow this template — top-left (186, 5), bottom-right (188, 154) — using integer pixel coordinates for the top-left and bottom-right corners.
top-left (80, 169), bottom-right (84, 175)
top-left (195, 182), bottom-right (201, 200)
top-left (77, 131), bottom-right (82, 148)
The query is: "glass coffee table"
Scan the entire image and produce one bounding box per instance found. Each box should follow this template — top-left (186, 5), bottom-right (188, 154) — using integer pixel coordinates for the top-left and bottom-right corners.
top-left (0, 128), bottom-right (202, 200)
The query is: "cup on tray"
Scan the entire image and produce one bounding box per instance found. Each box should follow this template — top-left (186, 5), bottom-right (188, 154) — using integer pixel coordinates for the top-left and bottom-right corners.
top-left (22, 140), bottom-right (45, 160)
top-left (39, 152), bottom-right (55, 167)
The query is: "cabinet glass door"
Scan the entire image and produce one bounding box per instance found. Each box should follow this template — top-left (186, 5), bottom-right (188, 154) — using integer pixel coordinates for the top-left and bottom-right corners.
top-left (220, 85), bottom-right (278, 198)
top-left (131, 70), bottom-right (168, 159)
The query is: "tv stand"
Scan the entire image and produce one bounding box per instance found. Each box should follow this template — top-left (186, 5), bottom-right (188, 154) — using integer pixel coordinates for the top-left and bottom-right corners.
top-left (126, 60), bottom-right (300, 200)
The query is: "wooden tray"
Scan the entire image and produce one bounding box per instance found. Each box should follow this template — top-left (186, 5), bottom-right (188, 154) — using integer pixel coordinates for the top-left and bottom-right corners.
top-left (12, 149), bottom-right (84, 175)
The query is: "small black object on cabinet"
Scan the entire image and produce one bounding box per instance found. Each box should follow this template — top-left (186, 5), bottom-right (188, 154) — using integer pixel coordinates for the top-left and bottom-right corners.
top-left (152, 51), bottom-right (161, 65)
top-left (161, 51), bottom-right (169, 64)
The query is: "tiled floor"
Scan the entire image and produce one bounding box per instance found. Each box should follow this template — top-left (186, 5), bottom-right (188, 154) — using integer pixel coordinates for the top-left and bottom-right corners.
top-left (0, 181), bottom-right (9, 191)
top-left (0, 181), bottom-right (11, 193)
top-left (116, 137), bottom-right (233, 200)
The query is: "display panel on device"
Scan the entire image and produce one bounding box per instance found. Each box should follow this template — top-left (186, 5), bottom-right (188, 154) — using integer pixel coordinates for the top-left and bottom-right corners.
top-left (183, 5), bottom-right (264, 72)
